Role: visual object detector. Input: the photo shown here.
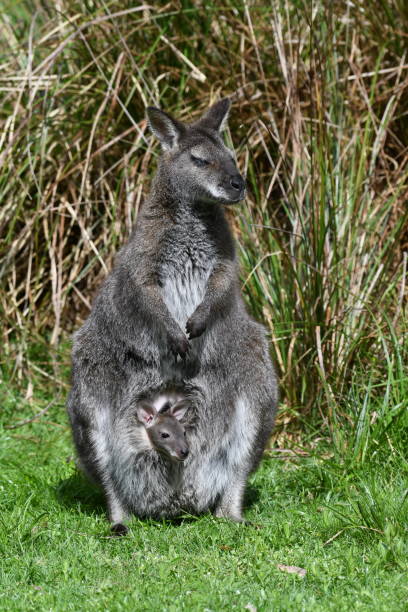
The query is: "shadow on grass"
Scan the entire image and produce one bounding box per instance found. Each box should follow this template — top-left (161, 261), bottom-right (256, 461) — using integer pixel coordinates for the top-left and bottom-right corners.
top-left (244, 482), bottom-right (260, 509)
top-left (55, 471), bottom-right (105, 516)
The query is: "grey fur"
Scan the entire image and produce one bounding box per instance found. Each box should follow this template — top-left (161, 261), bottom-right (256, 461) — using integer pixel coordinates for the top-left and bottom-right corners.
top-left (67, 98), bottom-right (278, 528)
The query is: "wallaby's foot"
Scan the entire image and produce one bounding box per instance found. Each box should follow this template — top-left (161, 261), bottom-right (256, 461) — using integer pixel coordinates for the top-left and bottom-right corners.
top-left (214, 481), bottom-right (246, 523)
top-left (111, 523), bottom-right (129, 536)
top-left (214, 506), bottom-right (244, 523)
top-left (107, 490), bottom-right (128, 532)
top-left (214, 509), bottom-right (260, 527)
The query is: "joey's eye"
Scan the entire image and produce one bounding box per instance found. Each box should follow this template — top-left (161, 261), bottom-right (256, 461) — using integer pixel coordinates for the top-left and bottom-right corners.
top-left (183, 431), bottom-right (186, 437)
top-left (161, 432), bottom-right (170, 439)
top-left (191, 155), bottom-right (209, 168)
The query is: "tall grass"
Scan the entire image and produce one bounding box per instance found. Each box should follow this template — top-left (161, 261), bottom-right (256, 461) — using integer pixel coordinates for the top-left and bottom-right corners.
top-left (0, 1), bottom-right (407, 451)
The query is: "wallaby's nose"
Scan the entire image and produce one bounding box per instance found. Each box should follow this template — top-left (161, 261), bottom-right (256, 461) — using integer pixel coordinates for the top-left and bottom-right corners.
top-left (230, 175), bottom-right (245, 191)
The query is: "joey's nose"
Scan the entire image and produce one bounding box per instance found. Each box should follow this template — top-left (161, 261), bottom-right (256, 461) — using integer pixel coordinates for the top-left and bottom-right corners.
top-left (230, 175), bottom-right (245, 191)
top-left (180, 448), bottom-right (189, 459)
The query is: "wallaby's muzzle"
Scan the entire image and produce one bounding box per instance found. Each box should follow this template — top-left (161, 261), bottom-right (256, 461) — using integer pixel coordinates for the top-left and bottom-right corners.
top-left (176, 447), bottom-right (189, 461)
top-left (221, 172), bottom-right (246, 204)
top-left (228, 173), bottom-right (246, 202)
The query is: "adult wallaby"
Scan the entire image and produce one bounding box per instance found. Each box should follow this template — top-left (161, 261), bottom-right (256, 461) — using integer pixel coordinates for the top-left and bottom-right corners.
top-left (67, 98), bottom-right (278, 530)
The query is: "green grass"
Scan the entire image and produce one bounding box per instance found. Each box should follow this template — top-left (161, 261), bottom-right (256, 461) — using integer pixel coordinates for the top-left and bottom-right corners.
top-left (1, 385), bottom-right (407, 612)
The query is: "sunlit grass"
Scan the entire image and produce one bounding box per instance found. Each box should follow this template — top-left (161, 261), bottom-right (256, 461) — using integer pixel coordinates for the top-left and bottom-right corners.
top-left (1, 388), bottom-right (407, 611)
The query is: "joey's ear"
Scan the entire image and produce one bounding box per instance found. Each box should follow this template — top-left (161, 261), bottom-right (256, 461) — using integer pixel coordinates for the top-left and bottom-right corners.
top-left (136, 402), bottom-right (157, 426)
top-left (196, 98), bottom-right (231, 132)
top-left (147, 107), bottom-right (185, 151)
top-left (170, 399), bottom-right (190, 422)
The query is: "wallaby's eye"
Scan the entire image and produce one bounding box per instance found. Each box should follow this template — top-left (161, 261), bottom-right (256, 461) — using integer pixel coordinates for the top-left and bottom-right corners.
top-left (184, 431), bottom-right (186, 437)
top-left (161, 432), bottom-right (170, 439)
top-left (191, 155), bottom-right (209, 168)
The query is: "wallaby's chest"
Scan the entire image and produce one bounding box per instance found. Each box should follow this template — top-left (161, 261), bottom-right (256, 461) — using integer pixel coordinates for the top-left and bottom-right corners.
top-left (159, 220), bottom-right (216, 327)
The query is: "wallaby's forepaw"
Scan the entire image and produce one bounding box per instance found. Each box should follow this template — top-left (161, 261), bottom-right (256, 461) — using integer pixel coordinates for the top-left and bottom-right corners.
top-left (186, 313), bottom-right (207, 339)
top-left (111, 523), bottom-right (129, 536)
top-left (169, 332), bottom-right (191, 359)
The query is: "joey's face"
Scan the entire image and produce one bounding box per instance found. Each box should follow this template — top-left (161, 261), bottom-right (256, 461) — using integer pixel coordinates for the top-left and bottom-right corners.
top-left (169, 135), bottom-right (246, 205)
top-left (147, 98), bottom-right (246, 206)
top-left (136, 392), bottom-right (190, 461)
top-left (148, 415), bottom-right (189, 462)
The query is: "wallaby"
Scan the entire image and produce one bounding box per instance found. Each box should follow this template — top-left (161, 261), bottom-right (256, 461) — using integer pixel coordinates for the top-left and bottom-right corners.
top-left (67, 98), bottom-right (278, 531)
top-left (110, 389), bottom-right (191, 535)
top-left (135, 391), bottom-right (190, 462)
top-left (71, 386), bottom-right (192, 535)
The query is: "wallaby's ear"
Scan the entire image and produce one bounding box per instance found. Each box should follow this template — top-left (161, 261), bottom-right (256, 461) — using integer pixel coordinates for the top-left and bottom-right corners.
top-left (170, 399), bottom-right (190, 422)
top-left (136, 402), bottom-right (157, 426)
top-left (147, 107), bottom-right (184, 151)
top-left (196, 98), bottom-right (231, 132)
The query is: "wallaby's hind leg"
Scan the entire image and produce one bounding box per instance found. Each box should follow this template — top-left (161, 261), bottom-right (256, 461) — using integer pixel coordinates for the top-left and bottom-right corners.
top-left (214, 476), bottom-right (246, 522)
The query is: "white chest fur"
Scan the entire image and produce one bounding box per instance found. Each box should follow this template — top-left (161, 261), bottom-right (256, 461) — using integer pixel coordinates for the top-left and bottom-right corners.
top-left (161, 259), bottom-right (213, 327)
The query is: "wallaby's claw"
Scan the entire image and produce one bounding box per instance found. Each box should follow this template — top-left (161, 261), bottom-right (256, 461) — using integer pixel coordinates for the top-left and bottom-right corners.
top-left (169, 334), bottom-right (190, 359)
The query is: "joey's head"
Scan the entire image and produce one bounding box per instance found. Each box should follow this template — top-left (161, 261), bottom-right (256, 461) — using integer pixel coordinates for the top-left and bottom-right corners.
top-left (136, 397), bottom-right (190, 462)
top-left (147, 98), bottom-right (246, 205)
